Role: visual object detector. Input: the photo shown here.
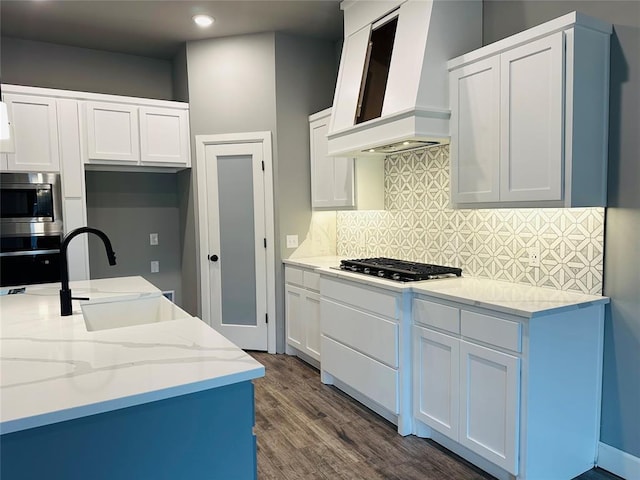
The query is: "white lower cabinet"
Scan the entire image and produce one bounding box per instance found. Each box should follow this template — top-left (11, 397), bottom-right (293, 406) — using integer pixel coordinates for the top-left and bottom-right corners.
top-left (412, 293), bottom-right (605, 480)
top-left (459, 340), bottom-right (520, 474)
top-left (413, 300), bottom-right (520, 475)
top-left (319, 275), bottom-right (412, 435)
top-left (285, 266), bottom-right (321, 362)
top-left (413, 326), bottom-right (460, 441)
top-left (413, 325), bottom-right (520, 475)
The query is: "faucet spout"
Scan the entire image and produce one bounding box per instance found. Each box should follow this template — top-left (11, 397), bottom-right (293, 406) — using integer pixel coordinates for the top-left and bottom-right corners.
top-left (60, 227), bottom-right (117, 316)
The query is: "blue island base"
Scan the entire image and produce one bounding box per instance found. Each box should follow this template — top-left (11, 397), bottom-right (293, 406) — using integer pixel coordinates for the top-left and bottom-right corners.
top-left (1, 381), bottom-right (257, 480)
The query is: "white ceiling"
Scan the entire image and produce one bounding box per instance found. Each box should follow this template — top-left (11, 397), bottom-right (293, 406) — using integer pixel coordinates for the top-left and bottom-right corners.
top-left (0, 0), bottom-right (344, 59)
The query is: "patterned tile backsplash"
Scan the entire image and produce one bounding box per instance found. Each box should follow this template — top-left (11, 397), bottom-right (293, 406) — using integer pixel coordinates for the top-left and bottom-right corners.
top-left (336, 145), bottom-right (605, 295)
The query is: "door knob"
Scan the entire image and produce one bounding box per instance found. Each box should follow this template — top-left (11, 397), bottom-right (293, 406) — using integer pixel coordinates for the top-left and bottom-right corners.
top-left (209, 254), bottom-right (219, 262)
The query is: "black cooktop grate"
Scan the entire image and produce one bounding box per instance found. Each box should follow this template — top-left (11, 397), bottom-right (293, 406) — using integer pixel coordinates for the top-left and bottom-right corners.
top-left (340, 257), bottom-right (462, 282)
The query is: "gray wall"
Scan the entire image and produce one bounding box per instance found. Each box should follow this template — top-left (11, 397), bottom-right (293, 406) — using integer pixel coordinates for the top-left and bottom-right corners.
top-left (186, 33), bottom-right (278, 136)
top-left (1, 37), bottom-right (174, 100)
top-left (85, 171), bottom-right (183, 305)
top-left (184, 32), bottom-right (338, 351)
top-left (172, 44), bottom-right (189, 103)
top-left (274, 32), bottom-right (339, 259)
top-left (183, 32), bottom-right (278, 319)
top-left (484, 0), bottom-right (640, 459)
top-left (274, 32), bottom-right (339, 350)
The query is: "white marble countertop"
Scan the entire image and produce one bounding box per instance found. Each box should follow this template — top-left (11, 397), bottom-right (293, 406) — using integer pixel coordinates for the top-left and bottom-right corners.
top-left (284, 256), bottom-right (609, 317)
top-left (0, 276), bottom-right (264, 435)
top-left (283, 255), bottom-right (346, 269)
top-left (410, 276), bottom-right (609, 318)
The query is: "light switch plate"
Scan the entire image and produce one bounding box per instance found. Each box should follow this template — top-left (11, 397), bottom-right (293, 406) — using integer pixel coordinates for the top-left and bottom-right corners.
top-left (286, 235), bottom-right (298, 249)
top-left (151, 261), bottom-right (159, 273)
top-left (150, 233), bottom-right (158, 245)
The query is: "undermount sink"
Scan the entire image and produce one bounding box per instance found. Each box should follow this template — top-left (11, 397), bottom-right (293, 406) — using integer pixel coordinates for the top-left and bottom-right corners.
top-left (81, 293), bottom-right (191, 331)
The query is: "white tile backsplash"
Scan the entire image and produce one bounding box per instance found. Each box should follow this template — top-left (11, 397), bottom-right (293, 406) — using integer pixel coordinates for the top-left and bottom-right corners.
top-left (337, 145), bottom-right (605, 295)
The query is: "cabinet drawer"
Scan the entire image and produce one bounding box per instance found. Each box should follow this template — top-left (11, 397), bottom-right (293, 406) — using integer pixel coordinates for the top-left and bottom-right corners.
top-left (461, 311), bottom-right (521, 352)
top-left (321, 278), bottom-right (398, 319)
top-left (303, 270), bottom-right (321, 291)
top-left (322, 336), bottom-right (398, 413)
top-left (321, 298), bottom-right (398, 367)
top-left (413, 298), bottom-right (460, 334)
top-left (284, 266), bottom-right (304, 287)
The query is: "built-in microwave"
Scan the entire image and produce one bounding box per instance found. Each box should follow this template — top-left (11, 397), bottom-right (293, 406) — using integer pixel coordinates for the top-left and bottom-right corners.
top-left (1, 172), bottom-right (63, 235)
top-left (0, 173), bottom-right (64, 287)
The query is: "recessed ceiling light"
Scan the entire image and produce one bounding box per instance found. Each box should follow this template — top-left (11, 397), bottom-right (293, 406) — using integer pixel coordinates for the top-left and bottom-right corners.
top-left (193, 14), bottom-right (214, 28)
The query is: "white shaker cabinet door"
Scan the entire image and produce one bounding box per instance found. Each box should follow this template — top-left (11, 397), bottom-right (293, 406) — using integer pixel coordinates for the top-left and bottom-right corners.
top-left (459, 340), bottom-right (520, 475)
top-left (4, 94), bottom-right (60, 172)
top-left (310, 112), bottom-right (354, 209)
top-left (139, 107), bottom-right (190, 166)
top-left (413, 326), bottom-right (460, 441)
top-left (85, 102), bottom-right (139, 163)
top-left (285, 284), bottom-right (304, 352)
top-left (450, 56), bottom-right (500, 204)
top-left (303, 290), bottom-right (321, 361)
top-left (500, 32), bottom-right (564, 202)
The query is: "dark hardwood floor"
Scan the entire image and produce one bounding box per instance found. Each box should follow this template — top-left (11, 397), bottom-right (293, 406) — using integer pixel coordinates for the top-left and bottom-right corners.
top-left (250, 352), bottom-right (622, 480)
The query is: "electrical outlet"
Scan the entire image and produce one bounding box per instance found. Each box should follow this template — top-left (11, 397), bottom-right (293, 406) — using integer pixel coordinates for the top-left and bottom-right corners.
top-left (528, 247), bottom-right (540, 267)
top-left (150, 260), bottom-right (159, 273)
top-left (150, 233), bottom-right (158, 245)
top-left (286, 235), bottom-right (298, 249)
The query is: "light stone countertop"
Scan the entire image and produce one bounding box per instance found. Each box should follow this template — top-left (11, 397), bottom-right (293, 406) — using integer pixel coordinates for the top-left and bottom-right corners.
top-left (283, 255), bottom-right (346, 269)
top-left (283, 256), bottom-right (609, 317)
top-left (0, 276), bottom-right (264, 435)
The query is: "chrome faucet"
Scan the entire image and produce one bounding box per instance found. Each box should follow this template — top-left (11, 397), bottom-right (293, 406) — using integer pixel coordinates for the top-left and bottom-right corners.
top-left (60, 227), bottom-right (116, 316)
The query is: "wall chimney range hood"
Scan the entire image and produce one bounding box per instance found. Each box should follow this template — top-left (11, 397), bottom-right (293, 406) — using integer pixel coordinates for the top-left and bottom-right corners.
top-left (328, 0), bottom-right (482, 157)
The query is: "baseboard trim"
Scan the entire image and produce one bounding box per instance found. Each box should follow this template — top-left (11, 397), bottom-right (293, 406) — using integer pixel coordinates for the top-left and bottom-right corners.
top-left (598, 442), bottom-right (640, 479)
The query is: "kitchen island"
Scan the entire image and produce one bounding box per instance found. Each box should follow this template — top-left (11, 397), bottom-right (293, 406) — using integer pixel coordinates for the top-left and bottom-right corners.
top-left (0, 276), bottom-right (264, 480)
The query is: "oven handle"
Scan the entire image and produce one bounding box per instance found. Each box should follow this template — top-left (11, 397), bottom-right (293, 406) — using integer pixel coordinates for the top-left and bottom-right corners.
top-left (0, 249), bottom-right (60, 257)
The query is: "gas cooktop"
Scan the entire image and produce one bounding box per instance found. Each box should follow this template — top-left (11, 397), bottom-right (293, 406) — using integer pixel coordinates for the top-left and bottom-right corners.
top-left (339, 257), bottom-right (462, 282)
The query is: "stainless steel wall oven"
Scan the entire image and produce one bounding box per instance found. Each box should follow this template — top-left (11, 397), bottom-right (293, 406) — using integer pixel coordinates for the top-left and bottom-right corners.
top-left (0, 173), bottom-right (63, 287)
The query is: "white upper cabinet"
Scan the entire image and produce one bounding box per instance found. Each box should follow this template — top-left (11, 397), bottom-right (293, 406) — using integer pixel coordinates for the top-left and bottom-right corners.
top-left (85, 102), bottom-right (140, 163)
top-left (499, 33), bottom-right (564, 203)
top-left (449, 12), bottom-right (612, 208)
top-left (3, 93), bottom-right (60, 172)
top-left (449, 57), bottom-right (500, 203)
top-left (139, 107), bottom-right (190, 165)
top-left (309, 109), bottom-right (355, 209)
top-left (84, 100), bottom-right (191, 168)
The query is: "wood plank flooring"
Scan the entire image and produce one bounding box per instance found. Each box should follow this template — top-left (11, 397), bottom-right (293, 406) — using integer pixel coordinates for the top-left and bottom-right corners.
top-left (250, 352), bottom-right (622, 480)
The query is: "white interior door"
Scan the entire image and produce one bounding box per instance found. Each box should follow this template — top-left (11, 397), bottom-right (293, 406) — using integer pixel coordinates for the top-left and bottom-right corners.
top-left (203, 142), bottom-right (268, 350)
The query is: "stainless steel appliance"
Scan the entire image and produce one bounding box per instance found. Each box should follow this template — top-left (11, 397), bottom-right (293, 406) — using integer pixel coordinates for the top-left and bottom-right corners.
top-left (1, 172), bottom-right (63, 235)
top-left (339, 257), bottom-right (462, 281)
top-left (0, 172), bottom-right (63, 287)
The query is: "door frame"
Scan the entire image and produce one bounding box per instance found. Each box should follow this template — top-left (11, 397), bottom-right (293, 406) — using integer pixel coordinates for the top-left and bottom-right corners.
top-left (195, 132), bottom-right (276, 354)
